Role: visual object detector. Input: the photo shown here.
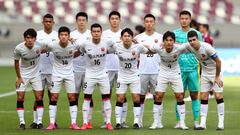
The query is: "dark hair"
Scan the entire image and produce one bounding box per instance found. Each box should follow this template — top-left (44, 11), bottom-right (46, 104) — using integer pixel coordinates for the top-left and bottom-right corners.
top-left (121, 28), bottom-right (134, 37)
top-left (91, 23), bottom-right (102, 31)
top-left (43, 13), bottom-right (54, 19)
top-left (201, 23), bottom-right (209, 31)
top-left (58, 26), bottom-right (70, 35)
top-left (135, 25), bottom-right (145, 34)
top-left (163, 31), bottom-right (175, 41)
top-left (108, 11), bottom-right (121, 19)
top-left (179, 10), bottom-right (191, 18)
top-left (144, 14), bottom-right (155, 21)
top-left (187, 30), bottom-right (198, 39)
top-left (23, 28), bottom-right (37, 38)
top-left (75, 12), bottom-right (88, 21)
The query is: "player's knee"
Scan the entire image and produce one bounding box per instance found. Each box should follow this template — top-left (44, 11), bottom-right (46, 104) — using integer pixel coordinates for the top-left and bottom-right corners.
top-left (215, 93), bottom-right (223, 100)
top-left (155, 93), bottom-right (163, 101)
top-left (190, 92), bottom-right (198, 100)
top-left (50, 94), bottom-right (58, 101)
top-left (117, 95), bottom-right (124, 103)
top-left (176, 93), bottom-right (184, 101)
top-left (68, 94), bottom-right (76, 102)
top-left (140, 95), bottom-right (145, 104)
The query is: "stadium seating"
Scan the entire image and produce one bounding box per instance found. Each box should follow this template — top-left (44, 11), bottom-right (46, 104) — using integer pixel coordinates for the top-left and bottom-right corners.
top-left (0, 0), bottom-right (239, 24)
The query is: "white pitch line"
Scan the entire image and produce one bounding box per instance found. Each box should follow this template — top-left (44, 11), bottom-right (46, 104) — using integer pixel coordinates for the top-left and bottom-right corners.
top-left (0, 89), bottom-right (31, 98)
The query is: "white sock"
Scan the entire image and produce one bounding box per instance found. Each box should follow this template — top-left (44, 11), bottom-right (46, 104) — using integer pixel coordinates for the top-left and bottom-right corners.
top-left (102, 102), bottom-right (106, 123)
top-left (36, 107), bottom-right (44, 124)
top-left (115, 106), bottom-right (123, 124)
top-left (82, 100), bottom-right (90, 124)
top-left (49, 105), bottom-right (57, 124)
top-left (159, 104), bottom-right (163, 123)
top-left (121, 102), bottom-right (128, 123)
top-left (103, 99), bottom-right (112, 124)
top-left (33, 111), bottom-right (37, 123)
top-left (17, 109), bottom-right (25, 124)
top-left (200, 104), bottom-right (208, 127)
top-left (217, 102), bottom-right (224, 127)
top-left (88, 107), bottom-right (93, 123)
top-left (140, 103), bottom-right (144, 124)
top-left (133, 107), bottom-right (141, 124)
top-left (69, 105), bottom-right (78, 124)
top-left (153, 104), bottom-right (160, 124)
top-left (177, 104), bottom-right (186, 124)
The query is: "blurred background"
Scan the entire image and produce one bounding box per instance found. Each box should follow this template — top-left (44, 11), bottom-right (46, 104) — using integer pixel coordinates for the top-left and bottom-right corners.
top-left (0, 0), bottom-right (239, 75)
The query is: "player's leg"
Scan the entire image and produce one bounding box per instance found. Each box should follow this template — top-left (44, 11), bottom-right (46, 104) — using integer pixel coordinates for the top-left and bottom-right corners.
top-left (65, 76), bottom-right (80, 130)
top-left (149, 75), bottom-right (166, 130)
top-left (16, 80), bottom-right (27, 130)
top-left (46, 76), bottom-right (61, 130)
top-left (213, 76), bottom-right (224, 130)
top-left (175, 71), bottom-right (187, 128)
top-left (130, 79), bottom-right (141, 129)
top-left (139, 74), bottom-right (149, 127)
top-left (197, 76), bottom-right (210, 130)
top-left (31, 75), bottom-right (44, 129)
top-left (115, 81), bottom-right (127, 129)
top-left (100, 76), bottom-right (113, 130)
top-left (188, 70), bottom-right (200, 128)
top-left (81, 76), bottom-right (95, 130)
top-left (173, 74), bottom-right (189, 130)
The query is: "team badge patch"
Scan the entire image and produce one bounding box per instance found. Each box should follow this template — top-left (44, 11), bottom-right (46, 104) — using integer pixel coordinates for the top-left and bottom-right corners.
top-left (69, 50), bottom-right (73, 55)
top-left (173, 54), bottom-right (177, 59)
top-left (154, 39), bottom-right (158, 43)
top-left (201, 54), bottom-right (206, 57)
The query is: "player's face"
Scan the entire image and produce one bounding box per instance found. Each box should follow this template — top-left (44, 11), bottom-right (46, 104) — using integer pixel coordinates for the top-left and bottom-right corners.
top-left (24, 35), bottom-right (36, 49)
top-left (59, 32), bottom-right (69, 44)
top-left (144, 17), bottom-right (155, 31)
top-left (121, 32), bottom-right (133, 46)
top-left (76, 16), bottom-right (88, 30)
top-left (179, 14), bottom-right (191, 28)
top-left (91, 27), bottom-right (102, 40)
top-left (42, 18), bottom-right (54, 30)
top-left (163, 36), bottom-right (175, 52)
top-left (188, 36), bottom-right (199, 49)
top-left (109, 15), bottom-right (120, 29)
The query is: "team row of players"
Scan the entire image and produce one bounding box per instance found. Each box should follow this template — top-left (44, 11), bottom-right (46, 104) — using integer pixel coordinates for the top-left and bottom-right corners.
top-left (14, 11), bottom-right (224, 131)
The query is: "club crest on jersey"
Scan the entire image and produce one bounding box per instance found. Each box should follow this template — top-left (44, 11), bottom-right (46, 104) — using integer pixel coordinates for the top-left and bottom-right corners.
top-left (201, 54), bottom-right (206, 58)
top-left (101, 47), bottom-right (106, 52)
top-left (173, 54), bottom-right (177, 59)
top-left (154, 39), bottom-right (158, 43)
top-left (36, 49), bottom-right (40, 54)
top-left (69, 50), bottom-right (73, 55)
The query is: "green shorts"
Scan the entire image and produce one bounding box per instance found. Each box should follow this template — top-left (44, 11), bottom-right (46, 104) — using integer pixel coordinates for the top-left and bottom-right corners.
top-left (181, 70), bottom-right (199, 92)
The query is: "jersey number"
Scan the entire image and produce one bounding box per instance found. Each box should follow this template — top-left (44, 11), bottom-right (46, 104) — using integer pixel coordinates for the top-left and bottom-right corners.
top-left (30, 61), bottom-right (35, 66)
top-left (94, 59), bottom-right (100, 65)
top-left (62, 60), bottom-right (68, 65)
top-left (116, 82), bottom-right (120, 88)
top-left (124, 63), bottom-right (132, 69)
top-left (147, 54), bottom-right (154, 57)
top-left (46, 52), bottom-right (50, 57)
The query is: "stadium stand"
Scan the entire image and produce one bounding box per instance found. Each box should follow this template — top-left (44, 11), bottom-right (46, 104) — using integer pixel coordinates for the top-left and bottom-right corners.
top-left (0, 0), bottom-right (239, 25)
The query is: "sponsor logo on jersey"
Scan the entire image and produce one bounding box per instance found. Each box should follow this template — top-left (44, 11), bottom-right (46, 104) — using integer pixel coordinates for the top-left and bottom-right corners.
top-left (202, 54), bottom-right (206, 58)
top-left (173, 54), bottom-right (177, 59)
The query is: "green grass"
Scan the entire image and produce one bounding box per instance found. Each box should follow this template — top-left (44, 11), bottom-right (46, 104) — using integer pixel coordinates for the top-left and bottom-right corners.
top-left (0, 66), bottom-right (240, 135)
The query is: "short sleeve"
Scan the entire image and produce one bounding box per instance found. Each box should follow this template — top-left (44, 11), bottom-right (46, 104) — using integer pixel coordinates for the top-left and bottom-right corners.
top-left (13, 47), bottom-right (21, 60)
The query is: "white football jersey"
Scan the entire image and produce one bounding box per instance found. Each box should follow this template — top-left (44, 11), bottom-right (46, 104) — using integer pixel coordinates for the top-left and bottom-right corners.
top-left (134, 32), bottom-right (162, 74)
top-left (36, 30), bottom-right (58, 74)
top-left (111, 43), bottom-right (148, 83)
top-left (46, 41), bottom-right (80, 77)
top-left (70, 29), bottom-right (91, 72)
top-left (78, 38), bottom-right (114, 78)
top-left (13, 42), bottom-right (42, 78)
top-left (150, 44), bottom-right (188, 75)
top-left (187, 42), bottom-right (218, 76)
top-left (102, 29), bottom-right (121, 71)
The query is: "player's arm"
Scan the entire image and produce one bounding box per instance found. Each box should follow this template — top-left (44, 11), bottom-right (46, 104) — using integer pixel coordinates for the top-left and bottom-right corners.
top-left (14, 60), bottom-right (24, 89)
top-left (106, 40), bottom-right (117, 54)
top-left (211, 53), bottom-right (223, 87)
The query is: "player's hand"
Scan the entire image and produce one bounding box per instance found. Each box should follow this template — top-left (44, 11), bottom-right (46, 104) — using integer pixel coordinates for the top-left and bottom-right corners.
top-left (215, 76), bottom-right (223, 87)
top-left (16, 78), bottom-right (24, 89)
